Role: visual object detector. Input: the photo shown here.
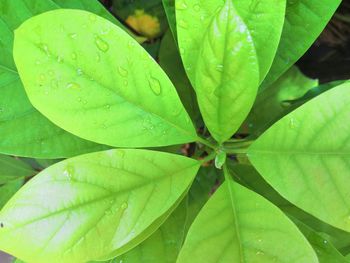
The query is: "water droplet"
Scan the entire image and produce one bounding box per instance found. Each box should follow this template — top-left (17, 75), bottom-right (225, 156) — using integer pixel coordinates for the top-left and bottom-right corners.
top-left (96, 53), bottom-right (101, 62)
top-left (66, 82), bottom-right (80, 89)
top-left (71, 52), bottom-right (77, 60)
top-left (178, 19), bottom-right (188, 29)
top-left (216, 64), bottom-right (224, 72)
top-left (77, 68), bottom-right (83, 76)
top-left (123, 80), bottom-right (128, 86)
top-left (323, 240), bottom-right (328, 244)
top-left (50, 79), bottom-right (58, 89)
top-left (39, 74), bottom-right (46, 81)
top-left (256, 251), bottom-right (264, 256)
top-left (57, 55), bottom-right (64, 63)
top-left (148, 77), bottom-right (161, 95)
top-left (193, 4), bottom-right (200, 11)
top-left (289, 118), bottom-right (298, 129)
top-left (105, 104), bottom-right (111, 110)
top-left (89, 14), bottom-right (97, 22)
top-left (121, 202), bottom-right (128, 209)
top-left (128, 40), bottom-right (136, 48)
top-left (69, 33), bottom-right (77, 39)
top-left (118, 66), bottom-right (128, 77)
top-left (142, 117), bottom-right (155, 131)
top-left (258, 239), bottom-right (262, 243)
top-left (77, 97), bottom-right (82, 102)
top-left (95, 36), bottom-right (109, 52)
top-left (117, 150), bottom-right (125, 158)
top-left (172, 107), bottom-right (182, 116)
top-left (175, 1), bottom-right (188, 10)
top-left (63, 164), bottom-right (74, 181)
top-left (100, 26), bottom-right (111, 35)
top-left (39, 43), bottom-right (50, 57)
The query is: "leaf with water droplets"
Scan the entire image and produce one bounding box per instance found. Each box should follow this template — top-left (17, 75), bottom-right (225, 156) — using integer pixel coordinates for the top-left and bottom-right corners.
top-left (13, 9), bottom-right (197, 148)
top-left (0, 1), bottom-right (110, 158)
top-left (176, 0), bottom-right (286, 142)
top-left (0, 149), bottom-right (200, 263)
top-left (177, 171), bottom-right (318, 263)
top-left (249, 82), bottom-right (350, 232)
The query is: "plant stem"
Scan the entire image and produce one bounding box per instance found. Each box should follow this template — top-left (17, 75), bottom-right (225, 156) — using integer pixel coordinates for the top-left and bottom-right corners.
top-left (199, 151), bottom-right (216, 164)
top-left (196, 136), bottom-right (217, 150)
top-left (224, 148), bottom-right (248, 155)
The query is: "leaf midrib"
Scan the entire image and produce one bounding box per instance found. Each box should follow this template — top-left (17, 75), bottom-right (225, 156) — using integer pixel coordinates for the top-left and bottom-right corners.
top-left (2, 162), bottom-right (198, 230)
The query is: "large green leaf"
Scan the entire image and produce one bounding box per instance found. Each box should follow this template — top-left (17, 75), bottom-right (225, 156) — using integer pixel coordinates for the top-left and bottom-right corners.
top-left (177, 171), bottom-right (318, 263)
top-left (292, 218), bottom-right (348, 263)
top-left (159, 30), bottom-right (199, 123)
top-left (176, 0), bottom-right (285, 142)
top-left (113, 198), bottom-right (188, 263)
top-left (14, 9), bottom-right (197, 148)
top-left (0, 155), bottom-right (35, 184)
top-left (102, 166), bottom-right (221, 263)
top-left (0, 0), bottom-right (117, 158)
top-left (0, 149), bottom-right (200, 263)
top-left (244, 66), bottom-right (318, 135)
top-left (263, 0), bottom-right (341, 86)
top-left (249, 82), bottom-right (350, 232)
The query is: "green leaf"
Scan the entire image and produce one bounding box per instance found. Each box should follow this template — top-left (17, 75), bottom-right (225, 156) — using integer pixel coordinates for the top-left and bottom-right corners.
top-left (244, 66), bottom-right (318, 135)
top-left (162, 0), bottom-right (177, 38)
top-left (112, 198), bottom-right (188, 263)
top-left (176, 0), bottom-right (285, 142)
top-left (263, 0), bottom-right (342, 86)
top-left (0, 179), bottom-right (24, 209)
top-left (0, 0), bottom-right (112, 158)
top-left (292, 218), bottom-right (348, 263)
top-left (177, 173), bottom-right (318, 262)
top-left (14, 9), bottom-right (197, 148)
top-left (248, 82), bottom-right (350, 232)
top-left (102, 166), bottom-right (221, 263)
top-left (0, 155), bottom-right (35, 184)
top-left (0, 149), bottom-right (200, 263)
top-left (229, 162), bottom-right (350, 255)
top-left (159, 30), bottom-right (199, 122)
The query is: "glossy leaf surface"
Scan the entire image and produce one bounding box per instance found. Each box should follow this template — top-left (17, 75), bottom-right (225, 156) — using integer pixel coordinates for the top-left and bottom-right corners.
top-left (0, 0), bottom-right (111, 158)
top-left (263, 0), bottom-right (341, 86)
top-left (176, 0), bottom-right (285, 142)
top-left (249, 82), bottom-right (350, 232)
top-left (106, 166), bottom-right (221, 263)
top-left (14, 9), bottom-right (197, 148)
top-left (244, 67), bottom-right (318, 135)
top-left (293, 219), bottom-right (348, 263)
top-left (159, 30), bottom-right (199, 122)
top-left (177, 176), bottom-right (318, 263)
top-left (0, 149), bottom-right (200, 263)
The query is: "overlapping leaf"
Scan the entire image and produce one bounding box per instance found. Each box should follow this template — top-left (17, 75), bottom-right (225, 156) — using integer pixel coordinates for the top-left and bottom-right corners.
top-left (14, 9), bottom-right (197, 148)
top-left (176, 0), bottom-right (286, 142)
top-left (249, 82), bottom-right (350, 232)
top-left (177, 172), bottom-right (318, 263)
top-left (0, 149), bottom-right (200, 263)
top-left (0, 0), bottom-right (119, 157)
top-left (263, 0), bottom-right (342, 87)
